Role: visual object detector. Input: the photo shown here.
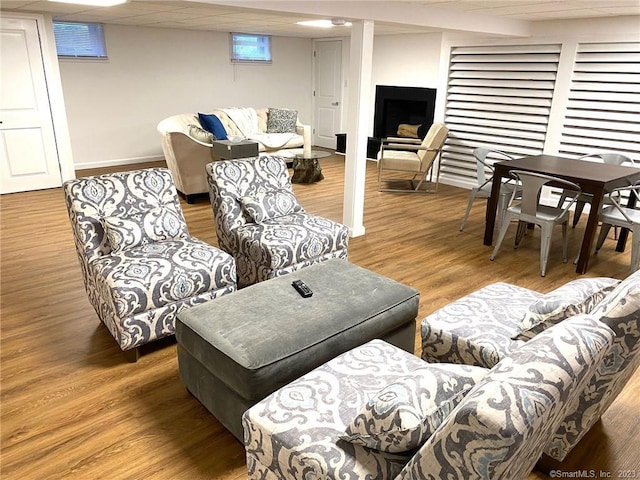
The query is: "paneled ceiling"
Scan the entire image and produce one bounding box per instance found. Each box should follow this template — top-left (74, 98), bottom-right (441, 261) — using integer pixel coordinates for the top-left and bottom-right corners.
top-left (2, 0), bottom-right (639, 37)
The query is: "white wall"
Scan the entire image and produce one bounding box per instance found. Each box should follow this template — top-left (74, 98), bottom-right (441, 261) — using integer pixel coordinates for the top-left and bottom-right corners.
top-left (58, 24), bottom-right (313, 169)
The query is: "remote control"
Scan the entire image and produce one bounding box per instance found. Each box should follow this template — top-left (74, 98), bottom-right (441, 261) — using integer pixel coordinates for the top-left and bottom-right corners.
top-left (292, 279), bottom-right (313, 298)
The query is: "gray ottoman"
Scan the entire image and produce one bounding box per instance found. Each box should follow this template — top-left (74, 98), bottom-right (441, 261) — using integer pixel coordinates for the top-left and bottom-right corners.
top-left (175, 259), bottom-right (419, 441)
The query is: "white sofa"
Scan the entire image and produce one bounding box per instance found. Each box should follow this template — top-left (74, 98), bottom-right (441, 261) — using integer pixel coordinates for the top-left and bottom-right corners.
top-left (157, 107), bottom-right (311, 202)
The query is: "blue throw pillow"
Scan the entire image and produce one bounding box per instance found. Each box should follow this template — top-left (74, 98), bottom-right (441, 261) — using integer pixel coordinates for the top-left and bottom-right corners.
top-left (198, 113), bottom-right (228, 140)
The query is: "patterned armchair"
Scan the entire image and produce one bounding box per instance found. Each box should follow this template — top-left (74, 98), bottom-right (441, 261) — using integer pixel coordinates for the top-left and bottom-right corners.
top-left (421, 270), bottom-right (640, 461)
top-left (243, 316), bottom-right (614, 479)
top-left (206, 156), bottom-right (349, 287)
top-left (63, 168), bottom-right (236, 362)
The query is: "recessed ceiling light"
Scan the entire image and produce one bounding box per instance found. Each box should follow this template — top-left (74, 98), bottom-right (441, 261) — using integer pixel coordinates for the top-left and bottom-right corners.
top-left (297, 19), bottom-right (352, 28)
top-left (49, 0), bottom-right (128, 6)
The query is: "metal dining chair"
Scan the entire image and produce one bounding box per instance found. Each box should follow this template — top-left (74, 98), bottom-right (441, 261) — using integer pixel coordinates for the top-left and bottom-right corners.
top-left (595, 183), bottom-right (640, 272)
top-left (558, 153), bottom-right (635, 229)
top-left (460, 148), bottom-right (520, 232)
top-left (490, 170), bottom-right (581, 277)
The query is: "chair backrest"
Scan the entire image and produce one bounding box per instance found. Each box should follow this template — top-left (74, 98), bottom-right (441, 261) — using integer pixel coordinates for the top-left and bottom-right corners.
top-left (580, 153), bottom-right (633, 166)
top-left (417, 122), bottom-right (449, 172)
top-left (397, 315), bottom-right (614, 480)
top-left (63, 168), bottom-right (185, 265)
top-left (205, 156), bottom-right (295, 253)
top-left (510, 170), bottom-right (581, 219)
top-left (546, 270), bottom-right (640, 461)
top-left (473, 148), bottom-right (515, 189)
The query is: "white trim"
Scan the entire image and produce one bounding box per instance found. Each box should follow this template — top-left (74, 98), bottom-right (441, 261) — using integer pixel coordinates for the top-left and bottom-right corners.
top-left (75, 155), bottom-right (164, 170)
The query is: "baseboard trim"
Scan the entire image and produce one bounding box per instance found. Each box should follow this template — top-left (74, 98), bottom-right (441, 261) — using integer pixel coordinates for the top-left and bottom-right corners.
top-left (75, 155), bottom-right (165, 171)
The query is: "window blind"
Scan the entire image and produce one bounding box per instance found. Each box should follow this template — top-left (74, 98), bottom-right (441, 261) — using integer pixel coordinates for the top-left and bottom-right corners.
top-left (559, 42), bottom-right (640, 159)
top-left (53, 22), bottom-right (107, 59)
top-left (442, 44), bottom-right (561, 184)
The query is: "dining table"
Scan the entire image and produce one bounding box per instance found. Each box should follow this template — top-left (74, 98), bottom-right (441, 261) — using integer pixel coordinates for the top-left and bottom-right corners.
top-left (483, 154), bottom-right (640, 274)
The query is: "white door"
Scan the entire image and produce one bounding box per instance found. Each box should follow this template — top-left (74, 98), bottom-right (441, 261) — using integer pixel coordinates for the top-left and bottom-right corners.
top-left (313, 40), bottom-right (343, 149)
top-left (1, 17), bottom-right (62, 194)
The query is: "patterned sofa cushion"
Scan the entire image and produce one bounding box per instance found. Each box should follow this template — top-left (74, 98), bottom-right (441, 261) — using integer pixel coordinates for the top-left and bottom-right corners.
top-left (340, 364), bottom-right (488, 453)
top-left (102, 205), bottom-right (189, 253)
top-left (91, 238), bottom-right (235, 318)
top-left (244, 340), bottom-right (436, 480)
top-left (266, 107), bottom-right (298, 133)
top-left (239, 189), bottom-right (303, 223)
top-left (399, 316), bottom-right (615, 480)
top-left (421, 282), bottom-right (542, 368)
top-left (513, 277), bottom-right (620, 341)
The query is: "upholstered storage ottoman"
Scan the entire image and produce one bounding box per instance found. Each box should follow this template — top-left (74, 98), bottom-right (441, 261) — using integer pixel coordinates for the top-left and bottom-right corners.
top-left (175, 259), bottom-right (419, 441)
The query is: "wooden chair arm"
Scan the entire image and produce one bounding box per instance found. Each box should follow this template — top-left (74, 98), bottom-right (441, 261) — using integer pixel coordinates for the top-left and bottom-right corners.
top-left (383, 137), bottom-right (422, 145)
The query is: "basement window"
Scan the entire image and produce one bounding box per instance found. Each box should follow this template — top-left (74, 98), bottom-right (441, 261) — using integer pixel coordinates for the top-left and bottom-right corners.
top-left (53, 21), bottom-right (108, 59)
top-left (230, 33), bottom-right (271, 64)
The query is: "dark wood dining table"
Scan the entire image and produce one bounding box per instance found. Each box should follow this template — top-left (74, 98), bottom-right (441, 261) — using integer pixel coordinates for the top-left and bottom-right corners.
top-left (483, 155), bottom-right (640, 274)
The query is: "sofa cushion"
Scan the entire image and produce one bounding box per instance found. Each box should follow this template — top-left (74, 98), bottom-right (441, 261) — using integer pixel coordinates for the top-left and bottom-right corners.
top-left (188, 124), bottom-right (214, 143)
top-left (102, 205), bottom-right (189, 253)
top-left (240, 189), bottom-right (303, 223)
top-left (421, 282), bottom-right (543, 368)
top-left (198, 112), bottom-right (228, 140)
top-left (91, 237), bottom-right (236, 318)
top-left (266, 107), bottom-right (297, 133)
top-left (513, 277), bottom-right (620, 341)
top-left (340, 364), bottom-right (487, 453)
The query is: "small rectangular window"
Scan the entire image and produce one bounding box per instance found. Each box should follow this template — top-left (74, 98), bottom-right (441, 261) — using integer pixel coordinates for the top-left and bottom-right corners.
top-left (53, 21), bottom-right (107, 59)
top-left (230, 33), bottom-right (271, 64)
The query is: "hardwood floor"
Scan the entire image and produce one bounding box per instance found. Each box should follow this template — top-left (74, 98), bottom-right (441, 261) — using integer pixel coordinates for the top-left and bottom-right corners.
top-left (1, 155), bottom-right (638, 479)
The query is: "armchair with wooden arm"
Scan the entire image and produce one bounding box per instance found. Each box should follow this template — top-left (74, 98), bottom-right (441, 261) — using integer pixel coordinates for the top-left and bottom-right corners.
top-left (377, 122), bottom-right (449, 193)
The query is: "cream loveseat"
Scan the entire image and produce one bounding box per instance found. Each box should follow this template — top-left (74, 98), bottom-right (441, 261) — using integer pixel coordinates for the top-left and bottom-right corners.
top-left (157, 107), bottom-right (311, 202)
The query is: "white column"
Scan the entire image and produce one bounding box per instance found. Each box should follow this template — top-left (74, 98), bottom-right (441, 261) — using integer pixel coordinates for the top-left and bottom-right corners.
top-left (343, 19), bottom-right (374, 238)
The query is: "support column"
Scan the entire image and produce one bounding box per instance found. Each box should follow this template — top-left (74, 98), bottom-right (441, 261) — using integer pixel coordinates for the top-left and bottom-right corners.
top-left (343, 19), bottom-right (374, 238)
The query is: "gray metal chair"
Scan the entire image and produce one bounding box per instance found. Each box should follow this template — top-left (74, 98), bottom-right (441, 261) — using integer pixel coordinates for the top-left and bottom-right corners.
top-left (558, 153), bottom-right (635, 228)
top-left (490, 170), bottom-right (581, 277)
top-left (595, 183), bottom-right (640, 272)
top-left (459, 147), bottom-right (520, 232)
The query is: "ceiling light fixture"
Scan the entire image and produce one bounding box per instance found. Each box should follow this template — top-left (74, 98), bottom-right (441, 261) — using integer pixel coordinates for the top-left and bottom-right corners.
top-left (49, 0), bottom-right (128, 6)
top-left (297, 19), bottom-right (352, 28)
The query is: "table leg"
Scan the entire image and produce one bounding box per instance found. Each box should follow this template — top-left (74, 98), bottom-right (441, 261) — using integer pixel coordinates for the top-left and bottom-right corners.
top-left (615, 189), bottom-right (637, 252)
top-left (576, 187), bottom-right (604, 274)
top-left (483, 168), bottom-right (504, 246)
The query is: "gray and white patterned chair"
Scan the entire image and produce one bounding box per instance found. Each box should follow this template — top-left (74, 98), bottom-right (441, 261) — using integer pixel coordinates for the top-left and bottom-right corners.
top-left (421, 270), bottom-right (640, 461)
top-left (206, 155), bottom-right (349, 287)
top-left (243, 316), bottom-right (614, 479)
top-left (63, 168), bottom-right (237, 362)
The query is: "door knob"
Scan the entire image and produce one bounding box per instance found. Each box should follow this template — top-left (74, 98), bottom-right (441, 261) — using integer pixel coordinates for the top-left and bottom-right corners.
top-left (331, 102), bottom-right (339, 106)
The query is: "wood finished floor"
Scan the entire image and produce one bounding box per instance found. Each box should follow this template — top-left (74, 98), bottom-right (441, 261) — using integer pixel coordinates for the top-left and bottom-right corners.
top-left (1, 155), bottom-right (638, 479)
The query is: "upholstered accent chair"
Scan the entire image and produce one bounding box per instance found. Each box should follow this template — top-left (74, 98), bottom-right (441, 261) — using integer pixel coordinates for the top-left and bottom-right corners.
top-left (63, 168), bottom-right (237, 362)
top-left (243, 315), bottom-right (614, 479)
top-left (377, 122), bottom-right (449, 193)
top-left (421, 270), bottom-right (640, 462)
top-left (206, 156), bottom-right (349, 287)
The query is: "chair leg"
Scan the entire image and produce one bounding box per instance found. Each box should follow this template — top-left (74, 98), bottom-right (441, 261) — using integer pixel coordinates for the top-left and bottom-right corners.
top-left (539, 223), bottom-right (554, 277)
top-left (596, 224), bottom-right (612, 252)
top-left (572, 200), bottom-right (586, 228)
top-left (630, 231), bottom-right (639, 273)
top-left (514, 221), bottom-right (527, 248)
top-left (123, 347), bottom-right (140, 363)
top-left (460, 190), bottom-right (478, 231)
top-left (557, 192), bottom-right (568, 208)
top-left (561, 221), bottom-right (568, 264)
top-left (490, 214), bottom-right (512, 261)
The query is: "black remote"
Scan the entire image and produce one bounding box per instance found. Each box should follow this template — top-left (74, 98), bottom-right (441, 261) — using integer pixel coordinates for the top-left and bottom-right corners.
top-left (292, 279), bottom-right (313, 298)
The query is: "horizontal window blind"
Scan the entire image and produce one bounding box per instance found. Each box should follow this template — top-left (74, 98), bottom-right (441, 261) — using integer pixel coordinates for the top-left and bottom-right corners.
top-left (559, 42), bottom-right (640, 160)
top-left (53, 22), bottom-right (107, 59)
top-left (442, 44), bottom-right (561, 184)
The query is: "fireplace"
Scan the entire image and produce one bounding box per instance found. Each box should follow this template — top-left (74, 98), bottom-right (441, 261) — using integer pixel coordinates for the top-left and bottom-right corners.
top-left (373, 85), bottom-right (437, 139)
top-left (334, 85), bottom-right (437, 158)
